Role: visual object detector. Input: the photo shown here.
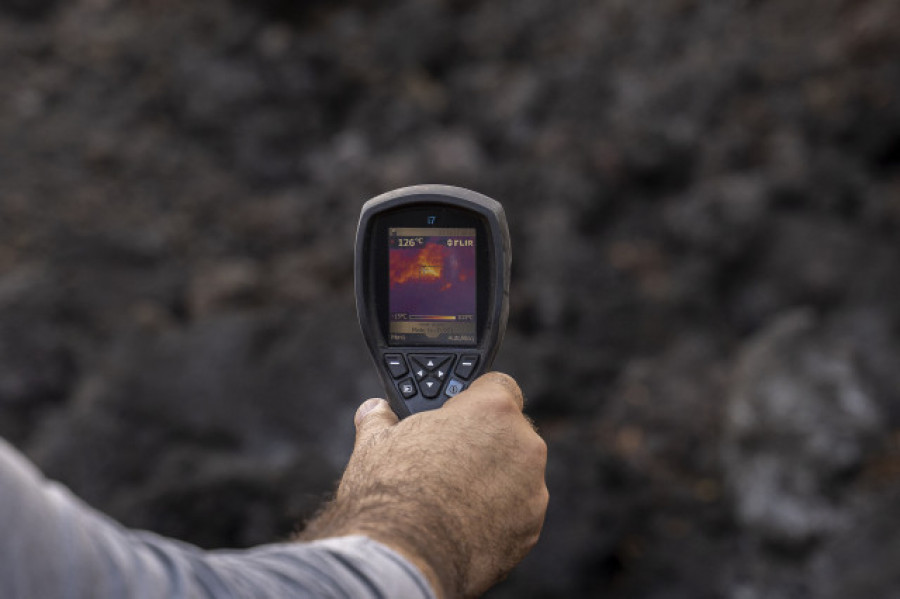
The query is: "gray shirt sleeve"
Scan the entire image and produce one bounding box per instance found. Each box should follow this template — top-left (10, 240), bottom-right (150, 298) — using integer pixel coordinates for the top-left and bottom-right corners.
top-left (0, 438), bottom-right (436, 599)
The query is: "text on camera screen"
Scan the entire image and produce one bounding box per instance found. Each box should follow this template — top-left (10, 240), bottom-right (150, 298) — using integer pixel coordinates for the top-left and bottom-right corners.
top-left (388, 227), bottom-right (477, 346)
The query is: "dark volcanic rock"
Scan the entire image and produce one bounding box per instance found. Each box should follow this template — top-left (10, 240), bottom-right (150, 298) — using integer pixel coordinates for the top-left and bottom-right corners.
top-left (722, 309), bottom-right (900, 598)
top-left (1, 0), bottom-right (900, 597)
top-left (0, 0), bottom-right (57, 20)
top-left (724, 310), bottom-right (882, 546)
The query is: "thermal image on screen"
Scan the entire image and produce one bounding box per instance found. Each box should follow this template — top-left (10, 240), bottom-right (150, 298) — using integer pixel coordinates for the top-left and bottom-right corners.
top-left (388, 227), bottom-right (477, 345)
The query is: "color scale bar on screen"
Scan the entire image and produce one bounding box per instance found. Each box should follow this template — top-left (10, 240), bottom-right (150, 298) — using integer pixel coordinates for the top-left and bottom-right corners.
top-left (410, 315), bottom-right (458, 321)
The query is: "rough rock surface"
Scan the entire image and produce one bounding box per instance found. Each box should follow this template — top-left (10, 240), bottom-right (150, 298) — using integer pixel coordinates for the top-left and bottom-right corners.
top-left (1, 0), bottom-right (900, 597)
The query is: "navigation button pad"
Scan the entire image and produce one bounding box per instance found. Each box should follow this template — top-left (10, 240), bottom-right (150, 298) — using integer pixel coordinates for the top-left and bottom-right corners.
top-left (386, 352), bottom-right (481, 406)
top-left (407, 354), bottom-right (456, 400)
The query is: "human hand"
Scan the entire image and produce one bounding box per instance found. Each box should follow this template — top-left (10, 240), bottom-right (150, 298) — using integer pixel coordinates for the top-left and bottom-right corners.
top-left (301, 372), bottom-right (548, 598)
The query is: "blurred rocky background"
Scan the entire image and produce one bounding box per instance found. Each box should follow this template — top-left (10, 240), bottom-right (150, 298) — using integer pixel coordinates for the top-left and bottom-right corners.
top-left (1, 0), bottom-right (900, 597)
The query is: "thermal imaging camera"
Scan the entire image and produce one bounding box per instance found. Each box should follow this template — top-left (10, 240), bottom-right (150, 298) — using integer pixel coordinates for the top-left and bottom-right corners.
top-left (355, 185), bottom-right (510, 417)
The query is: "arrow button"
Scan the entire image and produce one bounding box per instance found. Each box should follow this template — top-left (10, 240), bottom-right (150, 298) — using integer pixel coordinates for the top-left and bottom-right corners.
top-left (420, 376), bottom-right (442, 399)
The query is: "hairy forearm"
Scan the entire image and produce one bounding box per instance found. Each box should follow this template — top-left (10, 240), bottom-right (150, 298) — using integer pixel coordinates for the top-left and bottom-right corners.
top-left (299, 484), bottom-right (467, 599)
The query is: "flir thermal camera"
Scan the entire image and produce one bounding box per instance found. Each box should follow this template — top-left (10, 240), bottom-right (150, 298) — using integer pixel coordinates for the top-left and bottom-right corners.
top-left (355, 185), bottom-right (510, 418)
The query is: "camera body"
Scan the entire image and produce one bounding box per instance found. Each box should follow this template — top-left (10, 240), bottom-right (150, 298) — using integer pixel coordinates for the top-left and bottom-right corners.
top-left (355, 185), bottom-right (510, 417)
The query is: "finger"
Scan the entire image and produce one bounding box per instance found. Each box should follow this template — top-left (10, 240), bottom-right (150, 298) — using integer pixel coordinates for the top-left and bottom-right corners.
top-left (353, 398), bottom-right (399, 447)
top-left (462, 371), bottom-right (525, 412)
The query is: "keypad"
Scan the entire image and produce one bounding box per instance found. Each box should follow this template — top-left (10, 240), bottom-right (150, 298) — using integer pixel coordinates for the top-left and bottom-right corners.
top-left (382, 352), bottom-right (481, 404)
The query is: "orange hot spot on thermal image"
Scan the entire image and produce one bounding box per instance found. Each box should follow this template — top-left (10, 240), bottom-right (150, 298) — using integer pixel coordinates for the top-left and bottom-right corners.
top-left (391, 243), bottom-right (450, 286)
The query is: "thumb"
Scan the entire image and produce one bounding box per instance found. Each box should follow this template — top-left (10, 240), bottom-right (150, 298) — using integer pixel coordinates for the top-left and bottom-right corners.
top-left (353, 398), bottom-right (399, 447)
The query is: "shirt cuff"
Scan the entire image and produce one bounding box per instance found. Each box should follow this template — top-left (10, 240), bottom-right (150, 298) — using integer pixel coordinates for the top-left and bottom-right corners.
top-left (205, 535), bottom-right (438, 599)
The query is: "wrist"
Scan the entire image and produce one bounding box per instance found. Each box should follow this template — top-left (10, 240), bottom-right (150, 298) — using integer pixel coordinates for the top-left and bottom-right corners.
top-left (353, 533), bottom-right (447, 599)
top-left (299, 492), bottom-right (464, 599)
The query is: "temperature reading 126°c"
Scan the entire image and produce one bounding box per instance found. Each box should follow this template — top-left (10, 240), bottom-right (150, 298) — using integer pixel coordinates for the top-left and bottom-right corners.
top-left (393, 236), bottom-right (424, 248)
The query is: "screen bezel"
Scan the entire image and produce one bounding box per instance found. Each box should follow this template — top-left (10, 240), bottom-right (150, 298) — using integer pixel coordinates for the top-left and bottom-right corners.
top-left (369, 204), bottom-right (490, 347)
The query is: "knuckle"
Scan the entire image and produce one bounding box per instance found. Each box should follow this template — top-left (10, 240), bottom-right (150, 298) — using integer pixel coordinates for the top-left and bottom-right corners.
top-left (524, 433), bottom-right (548, 464)
top-left (477, 371), bottom-right (524, 405)
top-left (481, 370), bottom-right (517, 389)
top-left (481, 392), bottom-right (520, 417)
top-left (522, 512), bottom-right (545, 550)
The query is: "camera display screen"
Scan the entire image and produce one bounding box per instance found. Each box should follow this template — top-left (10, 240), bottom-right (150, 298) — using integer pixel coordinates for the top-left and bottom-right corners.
top-left (388, 227), bottom-right (477, 345)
